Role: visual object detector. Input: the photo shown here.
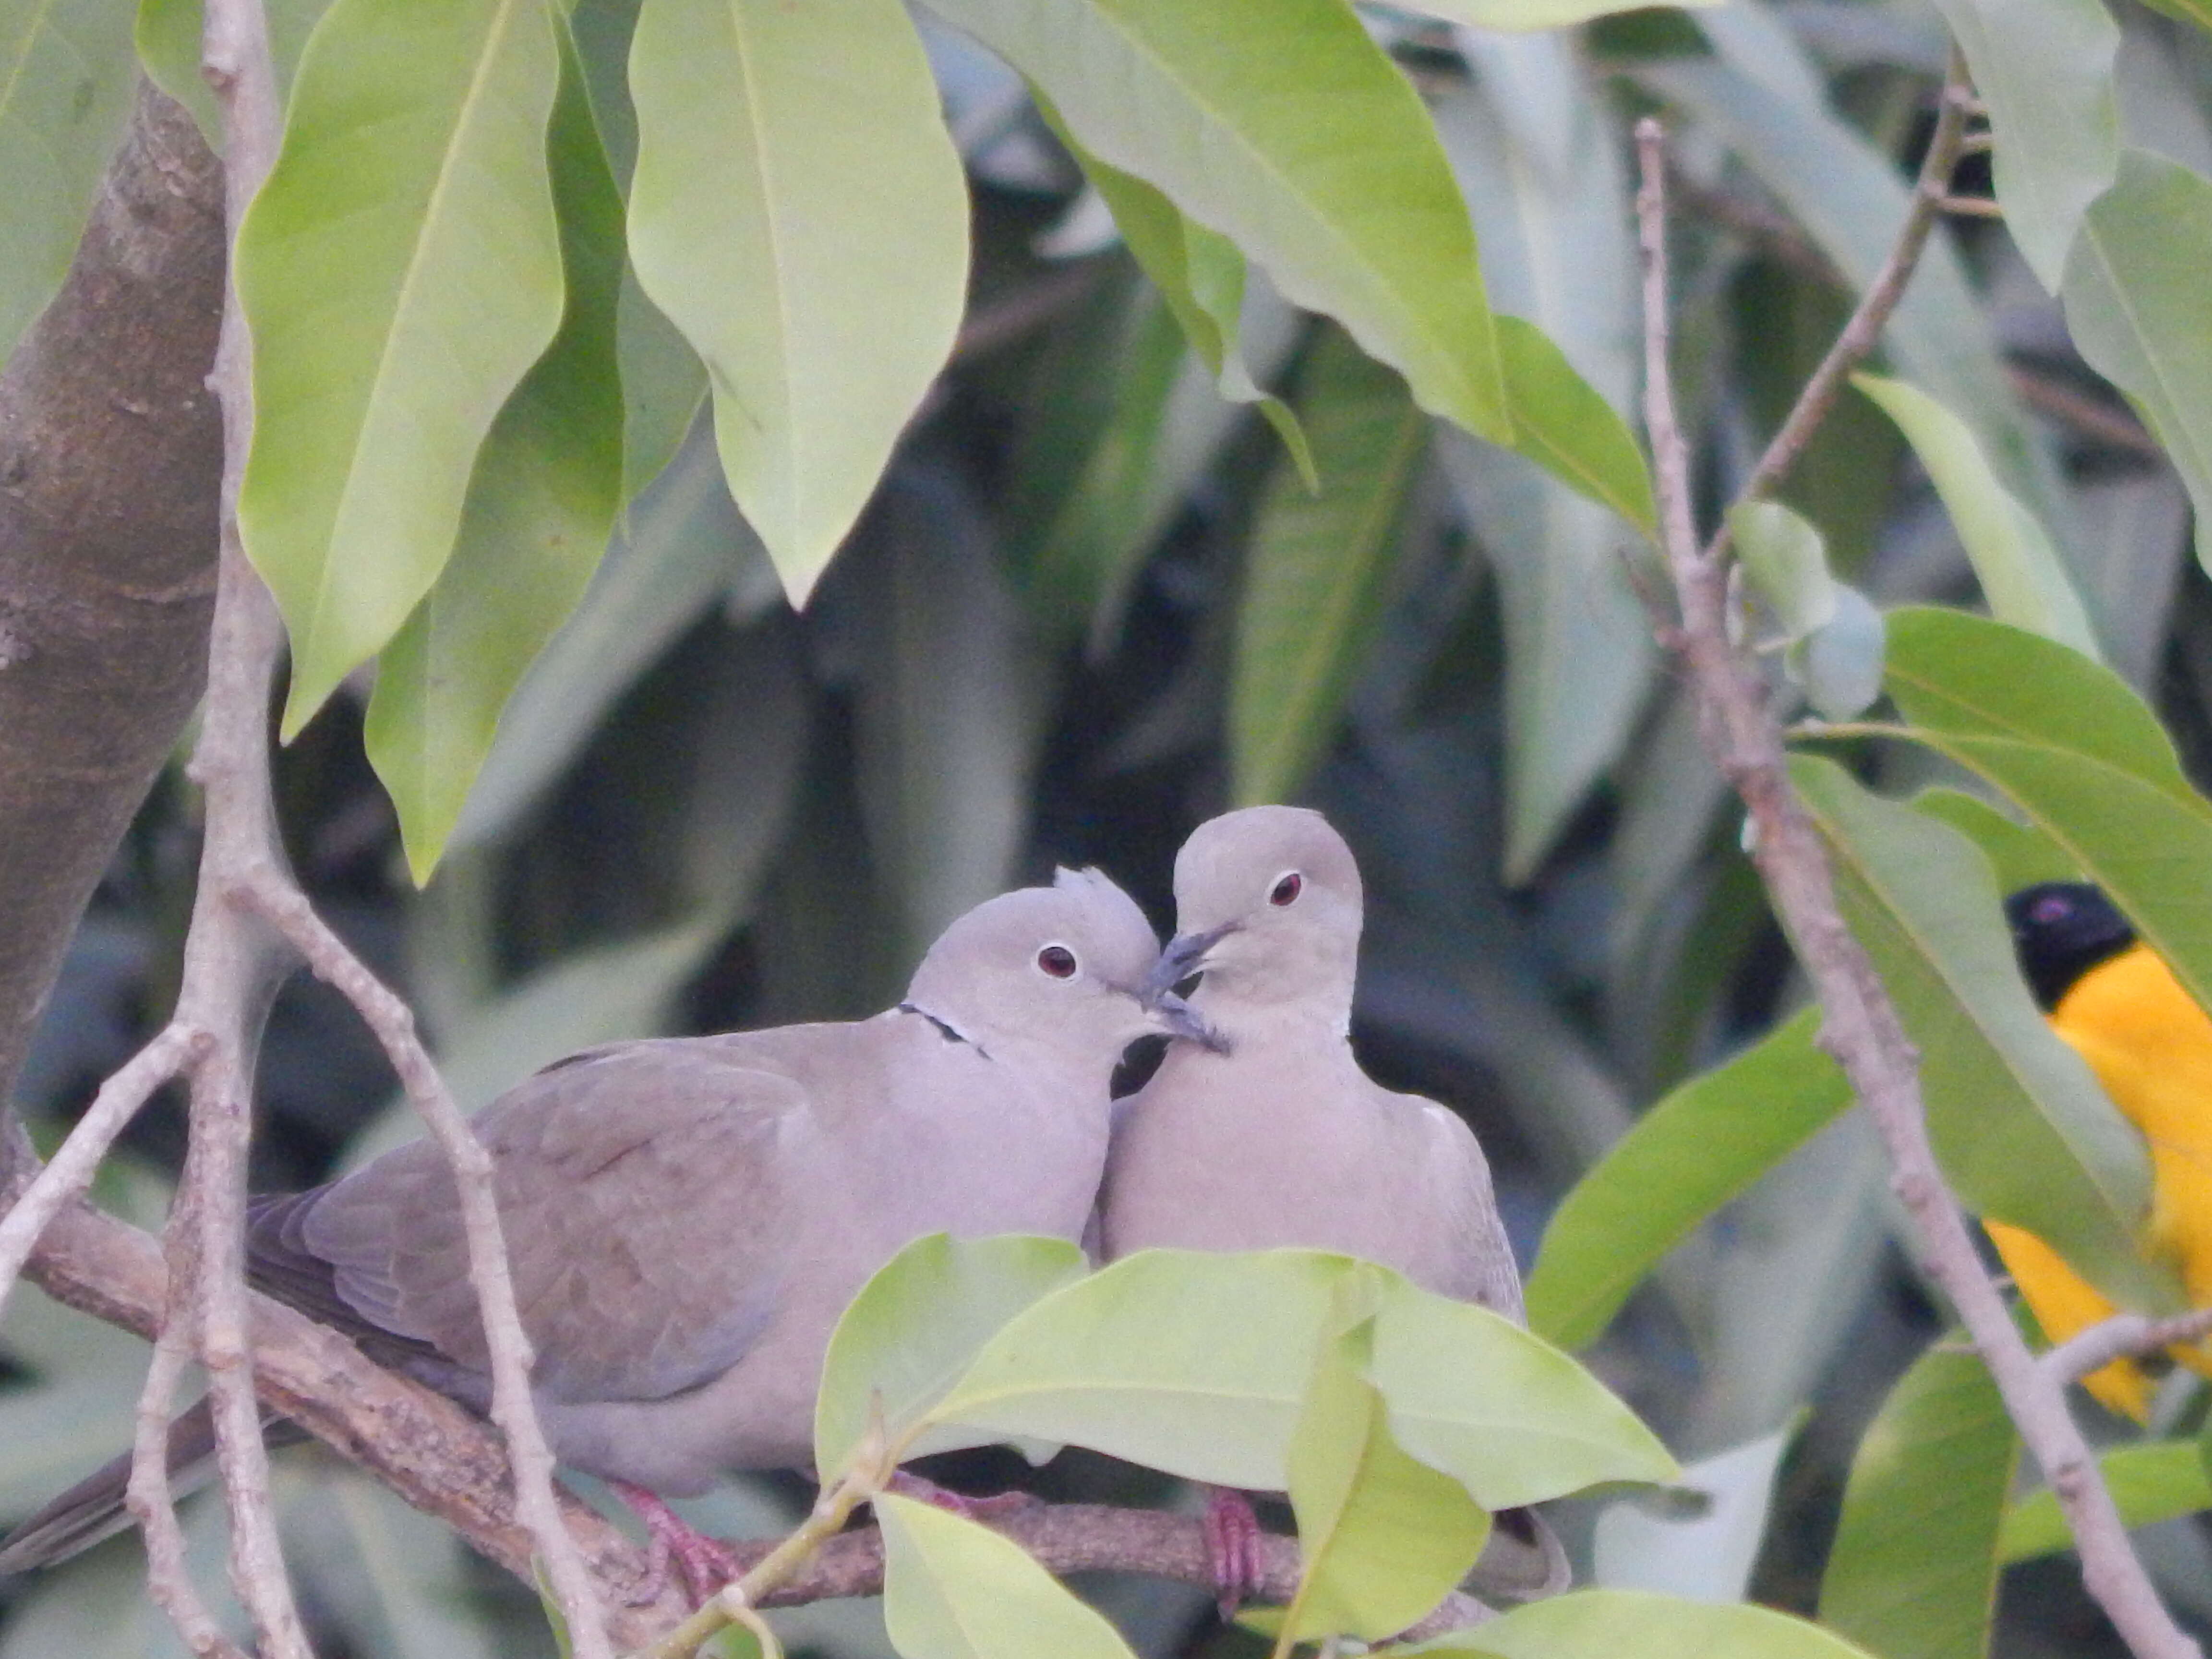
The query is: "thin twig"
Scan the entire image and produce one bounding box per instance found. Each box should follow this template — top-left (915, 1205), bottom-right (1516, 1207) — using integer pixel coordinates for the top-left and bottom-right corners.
top-left (0, 1023), bottom-right (206, 1311)
top-left (240, 882), bottom-right (613, 1654)
top-left (1709, 50), bottom-right (1973, 562)
top-left (1936, 195), bottom-right (2005, 219)
top-left (1635, 116), bottom-right (2199, 1659)
top-left (2043, 1308), bottom-right (2212, 1392)
top-left (127, 1127), bottom-right (248, 1659)
top-left (2008, 366), bottom-right (2165, 460)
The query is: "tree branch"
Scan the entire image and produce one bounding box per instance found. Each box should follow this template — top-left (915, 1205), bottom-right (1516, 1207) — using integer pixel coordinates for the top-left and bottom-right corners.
top-left (1706, 51), bottom-right (1972, 565)
top-left (2042, 1309), bottom-right (2212, 1393)
top-left (0, 82), bottom-right (225, 1112)
top-left (1634, 117), bottom-right (2199, 1659)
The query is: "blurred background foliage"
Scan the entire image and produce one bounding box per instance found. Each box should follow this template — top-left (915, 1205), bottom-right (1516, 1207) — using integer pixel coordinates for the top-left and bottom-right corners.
top-left (6, 0), bottom-right (2211, 1654)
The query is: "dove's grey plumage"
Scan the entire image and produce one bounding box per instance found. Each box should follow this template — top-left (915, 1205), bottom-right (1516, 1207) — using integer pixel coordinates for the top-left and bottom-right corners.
top-left (1, 869), bottom-right (1190, 1573)
top-left (1099, 806), bottom-right (1555, 1608)
top-left (1101, 806), bottom-right (1521, 1315)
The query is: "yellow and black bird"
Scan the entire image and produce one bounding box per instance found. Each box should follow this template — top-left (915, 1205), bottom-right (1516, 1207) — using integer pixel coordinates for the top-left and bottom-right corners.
top-left (1994, 882), bottom-right (2212, 1420)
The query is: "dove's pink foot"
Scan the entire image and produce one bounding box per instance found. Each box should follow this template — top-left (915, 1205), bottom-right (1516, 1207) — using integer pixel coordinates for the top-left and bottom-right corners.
top-left (1202, 1485), bottom-right (1267, 1620)
top-left (610, 1479), bottom-right (747, 1607)
top-left (885, 1468), bottom-right (1040, 1522)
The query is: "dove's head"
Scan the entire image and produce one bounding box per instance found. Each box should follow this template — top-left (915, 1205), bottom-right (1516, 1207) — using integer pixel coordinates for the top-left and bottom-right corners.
top-left (905, 868), bottom-right (1210, 1068)
top-left (1148, 805), bottom-right (1362, 1033)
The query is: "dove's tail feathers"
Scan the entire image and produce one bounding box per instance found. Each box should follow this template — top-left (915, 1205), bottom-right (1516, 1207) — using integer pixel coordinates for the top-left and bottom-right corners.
top-left (0, 1398), bottom-right (299, 1575)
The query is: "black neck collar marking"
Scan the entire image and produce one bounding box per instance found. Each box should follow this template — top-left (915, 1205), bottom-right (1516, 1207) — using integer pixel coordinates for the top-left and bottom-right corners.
top-left (900, 1002), bottom-right (991, 1060)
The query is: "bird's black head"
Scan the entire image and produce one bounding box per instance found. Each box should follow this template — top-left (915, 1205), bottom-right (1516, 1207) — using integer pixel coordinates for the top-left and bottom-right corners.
top-left (2005, 882), bottom-right (2136, 1011)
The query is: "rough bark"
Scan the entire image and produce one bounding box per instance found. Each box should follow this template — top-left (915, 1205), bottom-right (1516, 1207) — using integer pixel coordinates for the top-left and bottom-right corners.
top-left (0, 82), bottom-right (227, 1112)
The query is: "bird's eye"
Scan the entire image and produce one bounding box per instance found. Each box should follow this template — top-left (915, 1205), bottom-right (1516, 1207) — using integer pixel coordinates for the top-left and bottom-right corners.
top-left (2032, 894), bottom-right (2072, 926)
top-left (1037, 945), bottom-right (1078, 978)
top-left (1269, 872), bottom-right (1303, 907)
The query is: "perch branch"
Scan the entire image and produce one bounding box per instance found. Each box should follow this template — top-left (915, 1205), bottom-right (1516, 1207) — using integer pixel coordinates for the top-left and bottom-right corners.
top-left (1635, 116), bottom-right (2198, 1659)
top-left (2042, 1308), bottom-right (2212, 1392)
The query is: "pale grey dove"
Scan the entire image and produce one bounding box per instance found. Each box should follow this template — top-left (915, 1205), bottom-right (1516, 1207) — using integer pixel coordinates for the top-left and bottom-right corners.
top-left (2, 869), bottom-right (1200, 1596)
top-left (1099, 805), bottom-right (1559, 1608)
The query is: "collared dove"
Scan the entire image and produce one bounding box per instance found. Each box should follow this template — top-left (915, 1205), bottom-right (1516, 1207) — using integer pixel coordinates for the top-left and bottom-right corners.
top-left (1099, 805), bottom-right (1557, 1608)
top-left (2, 869), bottom-right (1199, 1597)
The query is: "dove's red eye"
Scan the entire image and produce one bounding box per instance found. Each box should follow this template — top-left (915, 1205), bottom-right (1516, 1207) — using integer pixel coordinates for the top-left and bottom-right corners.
top-left (1037, 945), bottom-right (1078, 978)
top-left (1269, 873), bottom-right (1303, 907)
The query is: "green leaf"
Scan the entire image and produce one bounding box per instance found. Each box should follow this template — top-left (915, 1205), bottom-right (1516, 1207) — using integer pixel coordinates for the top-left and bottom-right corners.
top-left (1817, 1340), bottom-right (2018, 1659)
top-left (1432, 52), bottom-right (1655, 880)
top-left (925, 1249), bottom-right (1670, 1507)
top-left (1497, 316), bottom-right (1657, 536)
top-left (1853, 375), bottom-right (2099, 658)
top-left (1921, 0), bottom-right (2117, 289)
top-left (926, 1248), bottom-right (1344, 1491)
top-left (1398, 1587), bottom-right (1882, 1659)
top-left (1785, 584), bottom-right (1887, 722)
top-left (626, 0), bottom-right (967, 606)
top-left (927, 0), bottom-right (1509, 443)
top-left (1999, 1441), bottom-right (2212, 1563)
top-left (1592, 1430), bottom-right (1795, 1602)
top-left (1881, 606), bottom-right (2212, 1031)
top-left (1042, 96), bottom-right (1316, 489)
top-left (1282, 1276), bottom-right (1491, 1644)
top-left (1393, 0), bottom-right (1719, 27)
top-left (364, 13), bottom-right (625, 881)
top-left (0, 0), bottom-right (145, 370)
top-left (1230, 325), bottom-right (1427, 805)
top-left (1789, 754), bottom-right (2170, 1311)
top-left (1368, 1274), bottom-right (1680, 1503)
top-left (237, 0), bottom-right (567, 734)
top-left (2063, 150), bottom-right (2212, 577)
top-left (1909, 789), bottom-right (2078, 894)
top-left (814, 1234), bottom-right (1087, 1478)
top-left (1731, 501), bottom-right (1835, 638)
top-left (1526, 1009), bottom-right (1852, 1351)
top-left (1002, 277), bottom-right (1195, 641)
top-left (878, 1493), bottom-right (1138, 1659)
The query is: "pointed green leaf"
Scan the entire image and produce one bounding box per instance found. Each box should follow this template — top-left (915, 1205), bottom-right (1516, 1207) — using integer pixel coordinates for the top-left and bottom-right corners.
top-left (927, 0), bottom-right (1509, 443)
top-left (1882, 606), bottom-right (2212, 1032)
top-left (2063, 150), bottom-right (2212, 576)
top-left (1433, 55), bottom-right (1654, 880)
top-left (1497, 317), bottom-right (1656, 536)
top-left (1731, 501), bottom-right (1836, 639)
top-left (365, 14), bottom-right (625, 881)
top-left (1999, 1440), bottom-right (2212, 1563)
top-left (1853, 375), bottom-right (2099, 658)
top-left (1283, 1278), bottom-right (1490, 1644)
top-left (1922, 0), bottom-right (2117, 289)
top-left (626, 0), bottom-right (967, 605)
top-left (614, 274), bottom-right (705, 503)
top-left (238, 0), bottom-right (566, 734)
top-left (926, 1248), bottom-right (1346, 1491)
top-left (1041, 95), bottom-right (1315, 489)
top-left (0, 0), bottom-right (139, 370)
top-left (1231, 325), bottom-right (1427, 806)
top-left (1526, 1009), bottom-right (1852, 1351)
top-left (1817, 1340), bottom-right (2017, 1659)
top-left (1401, 1589), bottom-right (1882, 1659)
top-left (1369, 1275), bottom-right (1679, 1503)
top-left (814, 1234), bottom-right (1087, 1478)
top-left (878, 1493), bottom-right (1139, 1659)
top-left (1791, 754), bottom-right (2168, 1311)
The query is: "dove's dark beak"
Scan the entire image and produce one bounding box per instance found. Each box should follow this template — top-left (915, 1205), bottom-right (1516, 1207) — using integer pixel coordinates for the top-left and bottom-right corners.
top-left (1140, 925), bottom-right (1236, 1053)
top-left (1144, 923), bottom-right (1235, 1001)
